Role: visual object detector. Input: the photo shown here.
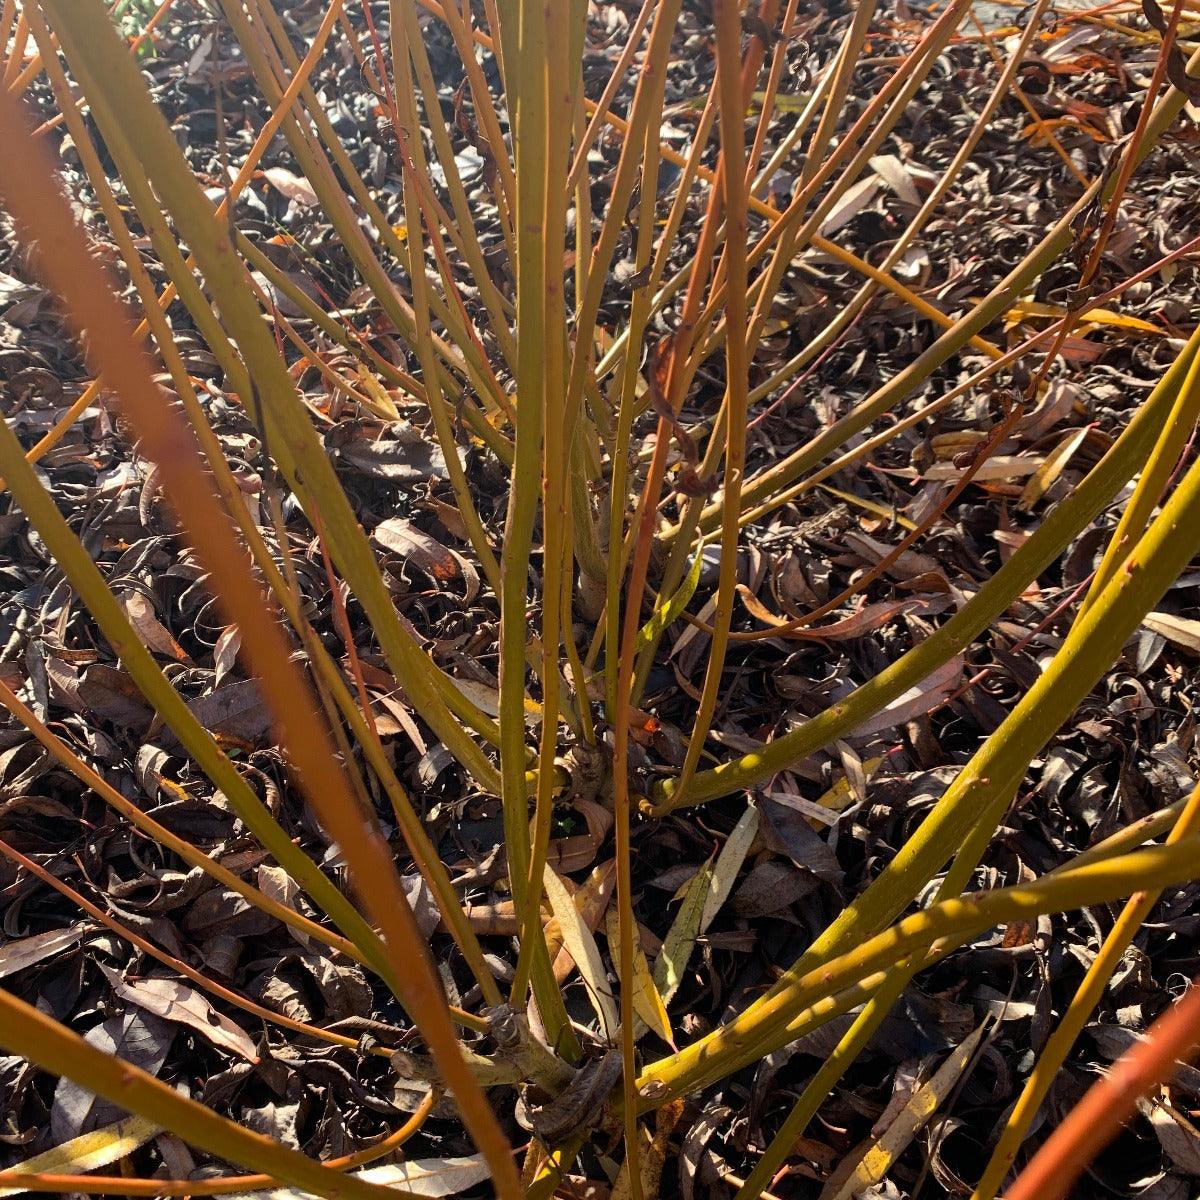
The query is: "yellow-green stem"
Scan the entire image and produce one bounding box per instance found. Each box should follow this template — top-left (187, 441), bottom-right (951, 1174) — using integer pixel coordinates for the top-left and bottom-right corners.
top-left (643, 419), bottom-right (1200, 1098)
top-left (668, 0), bottom-right (751, 808)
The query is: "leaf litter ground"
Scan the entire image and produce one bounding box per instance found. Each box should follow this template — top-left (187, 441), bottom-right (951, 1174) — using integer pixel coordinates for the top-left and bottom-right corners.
top-left (1, 1), bottom-right (1200, 1197)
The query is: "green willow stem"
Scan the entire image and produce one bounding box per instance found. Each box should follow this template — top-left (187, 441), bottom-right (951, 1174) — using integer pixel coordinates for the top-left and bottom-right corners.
top-left (731, 773), bottom-right (1019, 1200)
top-left (735, 786), bottom-right (1199, 1200)
top-left (1004, 962), bottom-right (1200, 1200)
top-left (511, 0), bottom-right (585, 1009)
top-left (0, 989), bottom-right (418, 1200)
top-left (668, 0), bottom-right (751, 808)
top-left (630, 0), bottom-right (980, 697)
top-left (972, 780), bottom-right (1200, 1199)
top-left (243, 0), bottom-right (509, 418)
top-left (565, 0), bottom-right (683, 511)
top-left (248, 4), bottom-right (514, 449)
top-left (604, 106), bottom-right (675, 714)
top-left (0, 372), bottom-right (396, 982)
top-left (690, 0), bottom-right (981, 392)
top-left (1082, 327), bottom-right (1200, 613)
top-left (740, 0), bottom-right (1048, 438)
top-left (71, 41), bottom-right (497, 1008)
top-left (655, 322), bottom-right (1200, 811)
top-left (801, 0), bottom-right (878, 187)
top-left (656, 0), bottom-right (979, 607)
top-left (739, 780), bottom-right (1200, 1199)
top-left (237, 0), bottom-right (516, 522)
top-left (387, 2), bottom-right (502, 597)
top-left (0, 68), bottom-right (518, 1192)
top-left (0, 680), bottom-right (363, 964)
top-left (638, 835), bottom-right (1200, 1103)
top-left (641, 415), bottom-right (1200, 1099)
top-left (681, 43), bottom-right (1200, 545)
top-left (429, 0), bottom-right (516, 230)
top-left (42, 0), bottom-right (501, 788)
top-left (496, 0), bottom-right (575, 1049)
top-left (22, 1), bottom-right (501, 1016)
top-left (392, 0), bottom-right (517, 369)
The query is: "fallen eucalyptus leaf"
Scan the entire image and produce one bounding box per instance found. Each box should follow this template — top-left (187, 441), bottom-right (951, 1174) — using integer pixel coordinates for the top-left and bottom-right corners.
top-left (0, 1115), bottom-right (161, 1197)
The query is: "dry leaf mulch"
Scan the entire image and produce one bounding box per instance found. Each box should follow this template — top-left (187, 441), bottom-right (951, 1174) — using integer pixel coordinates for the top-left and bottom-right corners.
top-left (2, 2), bottom-right (1200, 1197)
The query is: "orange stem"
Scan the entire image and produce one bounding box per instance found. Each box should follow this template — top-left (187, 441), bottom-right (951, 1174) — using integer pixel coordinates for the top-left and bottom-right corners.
top-left (1006, 976), bottom-right (1200, 1200)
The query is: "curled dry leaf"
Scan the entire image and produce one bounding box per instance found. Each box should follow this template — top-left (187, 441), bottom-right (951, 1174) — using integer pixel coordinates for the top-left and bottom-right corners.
top-left (98, 965), bottom-right (259, 1062)
top-left (0, 924), bottom-right (91, 979)
top-left (605, 906), bottom-right (674, 1047)
top-left (700, 803), bottom-right (760, 932)
top-left (611, 1100), bottom-right (684, 1200)
top-left (546, 799), bottom-right (615, 874)
top-left (373, 517), bottom-right (481, 603)
top-left (738, 585), bottom-right (926, 640)
top-left (847, 654), bottom-right (964, 738)
top-left (1140, 1092), bottom-right (1200, 1176)
top-left (118, 591), bottom-right (189, 660)
top-left (157, 678), bottom-right (273, 750)
top-left (923, 455), bottom-right (1043, 483)
top-left (77, 664), bottom-right (155, 729)
top-left (841, 531), bottom-right (941, 580)
top-left (1018, 425), bottom-right (1092, 510)
top-left (550, 859), bottom-right (616, 983)
top-left (732, 859), bottom-right (820, 917)
top-left (652, 859), bottom-right (713, 1010)
top-left (259, 166), bottom-right (320, 208)
top-left (51, 1012), bottom-right (173, 1142)
top-left (817, 174), bottom-right (881, 236)
top-left (678, 1104), bottom-right (733, 1200)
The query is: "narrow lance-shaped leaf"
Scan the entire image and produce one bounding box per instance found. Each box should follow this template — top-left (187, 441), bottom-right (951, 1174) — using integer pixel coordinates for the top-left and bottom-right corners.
top-left (0, 1116), bottom-right (161, 1199)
